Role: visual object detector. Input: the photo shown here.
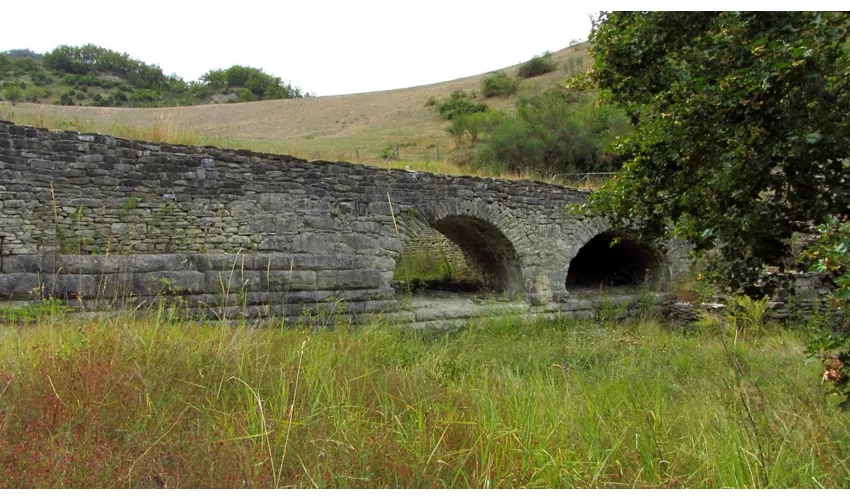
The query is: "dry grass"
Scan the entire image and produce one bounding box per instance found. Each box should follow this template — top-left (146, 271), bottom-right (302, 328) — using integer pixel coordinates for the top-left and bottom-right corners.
top-left (0, 103), bottom-right (594, 187)
top-left (0, 44), bottom-right (590, 177)
top-left (0, 310), bottom-right (848, 488)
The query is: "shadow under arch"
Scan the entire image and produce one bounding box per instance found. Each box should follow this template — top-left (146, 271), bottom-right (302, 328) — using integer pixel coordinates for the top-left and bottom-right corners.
top-left (395, 209), bottom-right (524, 297)
top-left (565, 230), bottom-right (668, 291)
top-left (431, 215), bottom-right (523, 296)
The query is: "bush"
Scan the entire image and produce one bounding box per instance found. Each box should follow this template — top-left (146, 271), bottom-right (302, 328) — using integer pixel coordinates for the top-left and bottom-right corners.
top-left (478, 88), bottom-right (630, 175)
top-left (24, 86), bottom-right (42, 103)
top-left (434, 90), bottom-right (488, 120)
top-left (518, 51), bottom-right (556, 78)
top-left (481, 71), bottom-right (519, 97)
top-left (59, 90), bottom-right (74, 105)
top-left (235, 88), bottom-right (256, 102)
top-left (445, 117), bottom-right (467, 146)
top-left (446, 110), bottom-right (504, 144)
top-left (31, 71), bottom-right (52, 86)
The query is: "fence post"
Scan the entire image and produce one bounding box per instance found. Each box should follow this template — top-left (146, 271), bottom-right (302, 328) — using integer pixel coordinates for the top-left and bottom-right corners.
top-left (395, 144), bottom-right (400, 160)
top-left (436, 144), bottom-right (440, 161)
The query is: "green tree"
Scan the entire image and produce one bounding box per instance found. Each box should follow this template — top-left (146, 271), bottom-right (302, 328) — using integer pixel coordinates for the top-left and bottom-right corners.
top-left (2, 85), bottom-right (23, 105)
top-left (578, 12), bottom-right (850, 294)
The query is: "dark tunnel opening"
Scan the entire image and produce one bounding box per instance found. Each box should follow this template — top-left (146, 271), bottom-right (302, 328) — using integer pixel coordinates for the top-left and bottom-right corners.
top-left (565, 231), bottom-right (664, 291)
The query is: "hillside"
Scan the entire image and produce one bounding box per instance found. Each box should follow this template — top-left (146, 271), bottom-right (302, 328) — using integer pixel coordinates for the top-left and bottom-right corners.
top-left (0, 45), bottom-right (306, 108)
top-left (0, 43), bottom-right (591, 172)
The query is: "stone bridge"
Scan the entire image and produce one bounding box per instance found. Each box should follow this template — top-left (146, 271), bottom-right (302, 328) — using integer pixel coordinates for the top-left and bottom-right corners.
top-left (0, 121), bottom-right (687, 326)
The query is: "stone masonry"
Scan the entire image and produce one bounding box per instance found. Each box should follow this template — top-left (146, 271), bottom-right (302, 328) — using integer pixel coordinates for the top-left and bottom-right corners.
top-left (0, 120), bottom-right (687, 321)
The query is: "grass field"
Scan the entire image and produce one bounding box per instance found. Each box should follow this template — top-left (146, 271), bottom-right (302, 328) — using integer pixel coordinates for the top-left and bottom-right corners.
top-left (0, 44), bottom-right (590, 180)
top-left (1, 308), bottom-right (848, 488)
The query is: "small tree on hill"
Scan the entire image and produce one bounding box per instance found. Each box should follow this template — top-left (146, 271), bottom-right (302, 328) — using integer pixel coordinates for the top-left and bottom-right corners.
top-left (3, 85), bottom-right (23, 106)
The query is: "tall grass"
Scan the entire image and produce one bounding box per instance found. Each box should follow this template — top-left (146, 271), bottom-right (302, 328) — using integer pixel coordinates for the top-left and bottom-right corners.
top-left (1, 312), bottom-right (848, 488)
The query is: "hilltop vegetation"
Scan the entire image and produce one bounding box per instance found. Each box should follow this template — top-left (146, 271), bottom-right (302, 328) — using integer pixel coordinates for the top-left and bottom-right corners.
top-left (0, 44), bottom-right (307, 107)
top-left (0, 42), bottom-right (608, 180)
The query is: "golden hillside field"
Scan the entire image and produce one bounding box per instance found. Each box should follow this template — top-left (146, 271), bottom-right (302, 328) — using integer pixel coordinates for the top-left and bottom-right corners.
top-left (0, 44), bottom-right (589, 173)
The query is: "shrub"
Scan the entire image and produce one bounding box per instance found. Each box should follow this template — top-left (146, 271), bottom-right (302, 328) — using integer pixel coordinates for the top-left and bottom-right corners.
top-left (235, 88), bottom-right (256, 102)
top-left (434, 90), bottom-right (488, 120)
top-left (518, 51), bottom-right (556, 78)
top-left (481, 71), bottom-right (519, 97)
top-left (31, 71), bottom-right (52, 86)
top-left (379, 143), bottom-right (398, 159)
top-left (446, 110), bottom-right (504, 143)
top-left (59, 91), bottom-right (74, 105)
top-left (479, 88), bottom-right (630, 175)
top-left (2, 85), bottom-right (22, 105)
top-left (24, 86), bottom-right (42, 103)
top-left (445, 117), bottom-right (467, 146)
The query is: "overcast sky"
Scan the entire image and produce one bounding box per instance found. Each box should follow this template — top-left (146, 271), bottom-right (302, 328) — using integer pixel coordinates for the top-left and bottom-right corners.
top-left (1, 0), bottom-right (596, 96)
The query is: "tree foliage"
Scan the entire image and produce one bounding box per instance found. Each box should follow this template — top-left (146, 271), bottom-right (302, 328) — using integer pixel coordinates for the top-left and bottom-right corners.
top-left (201, 65), bottom-right (303, 99)
top-left (0, 44), bottom-right (308, 107)
top-left (805, 215), bottom-right (850, 407)
top-left (578, 12), bottom-right (850, 293)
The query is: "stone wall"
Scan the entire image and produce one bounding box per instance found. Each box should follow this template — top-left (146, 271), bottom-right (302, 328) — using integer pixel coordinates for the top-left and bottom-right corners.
top-left (0, 120), bottom-right (689, 321)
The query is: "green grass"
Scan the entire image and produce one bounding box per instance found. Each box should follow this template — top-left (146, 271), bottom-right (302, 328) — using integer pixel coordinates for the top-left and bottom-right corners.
top-left (1, 310), bottom-right (848, 488)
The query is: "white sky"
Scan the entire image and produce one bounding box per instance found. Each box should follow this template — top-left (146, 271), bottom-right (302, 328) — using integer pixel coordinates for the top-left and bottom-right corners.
top-left (1, 0), bottom-right (594, 96)
top-left (3, 1), bottom-right (843, 97)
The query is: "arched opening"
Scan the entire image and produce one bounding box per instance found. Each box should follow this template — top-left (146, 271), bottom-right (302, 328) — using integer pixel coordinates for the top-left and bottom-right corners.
top-left (394, 215), bottom-right (523, 297)
top-left (565, 231), bottom-right (665, 291)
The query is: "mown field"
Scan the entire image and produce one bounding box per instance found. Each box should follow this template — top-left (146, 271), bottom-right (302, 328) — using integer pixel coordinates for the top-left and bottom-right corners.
top-left (1, 308), bottom-right (847, 488)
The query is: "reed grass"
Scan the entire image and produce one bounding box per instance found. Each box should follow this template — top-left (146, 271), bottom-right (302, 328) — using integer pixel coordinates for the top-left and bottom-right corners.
top-left (0, 311), bottom-right (847, 488)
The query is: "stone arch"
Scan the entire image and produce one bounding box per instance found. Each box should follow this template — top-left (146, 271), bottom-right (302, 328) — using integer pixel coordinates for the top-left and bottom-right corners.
top-left (564, 230), bottom-right (669, 291)
top-left (394, 199), bottom-right (528, 297)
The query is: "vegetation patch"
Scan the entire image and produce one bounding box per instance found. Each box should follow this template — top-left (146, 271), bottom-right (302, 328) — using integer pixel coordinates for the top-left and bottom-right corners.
top-left (481, 71), bottom-right (519, 97)
top-left (517, 51), bottom-right (556, 78)
top-left (432, 90), bottom-right (488, 120)
top-left (0, 44), bottom-right (308, 108)
top-left (0, 313), bottom-right (847, 487)
top-left (477, 88), bottom-right (629, 175)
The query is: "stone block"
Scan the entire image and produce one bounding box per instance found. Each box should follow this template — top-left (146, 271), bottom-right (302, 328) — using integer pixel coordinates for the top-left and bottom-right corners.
top-left (0, 273), bottom-right (40, 299)
top-left (316, 269), bottom-right (381, 290)
top-left (133, 271), bottom-right (206, 296)
top-left (1, 255), bottom-right (43, 273)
